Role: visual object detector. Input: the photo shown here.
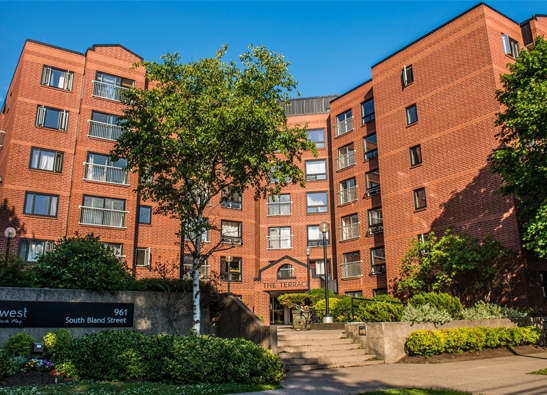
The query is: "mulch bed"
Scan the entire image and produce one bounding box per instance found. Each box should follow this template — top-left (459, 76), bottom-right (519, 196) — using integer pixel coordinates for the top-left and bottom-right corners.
top-left (398, 344), bottom-right (547, 364)
top-left (0, 370), bottom-right (67, 388)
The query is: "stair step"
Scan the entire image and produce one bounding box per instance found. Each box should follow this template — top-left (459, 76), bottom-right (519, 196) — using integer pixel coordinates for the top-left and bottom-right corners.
top-left (278, 343), bottom-right (360, 353)
top-left (279, 348), bottom-right (367, 359)
top-left (284, 359), bottom-right (384, 371)
top-left (278, 330), bottom-right (346, 339)
top-left (281, 353), bottom-right (376, 366)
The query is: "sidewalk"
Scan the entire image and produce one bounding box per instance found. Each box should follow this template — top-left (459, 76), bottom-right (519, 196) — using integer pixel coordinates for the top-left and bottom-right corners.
top-left (247, 351), bottom-right (547, 395)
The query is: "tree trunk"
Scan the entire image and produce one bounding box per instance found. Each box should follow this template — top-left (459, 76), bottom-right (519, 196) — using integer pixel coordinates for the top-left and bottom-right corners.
top-left (192, 219), bottom-right (202, 335)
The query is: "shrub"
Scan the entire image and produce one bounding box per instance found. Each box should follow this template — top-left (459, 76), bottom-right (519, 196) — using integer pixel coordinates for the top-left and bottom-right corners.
top-left (460, 301), bottom-right (504, 320)
top-left (43, 328), bottom-right (72, 358)
top-left (408, 293), bottom-right (463, 318)
top-left (31, 234), bottom-right (134, 293)
top-left (164, 336), bottom-right (284, 384)
top-left (354, 301), bottom-right (404, 322)
top-left (500, 306), bottom-right (528, 319)
top-left (402, 303), bottom-right (453, 326)
top-left (0, 350), bottom-right (27, 379)
top-left (0, 254), bottom-right (33, 287)
top-left (373, 294), bottom-right (402, 303)
top-left (277, 293), bottom-right (311, 308)
top-left (2, 332), bottom-right (35, 356)
top-left (405, 326), bottom-right (541, 357)
top-left (315, 297), bottom-right (341, 318)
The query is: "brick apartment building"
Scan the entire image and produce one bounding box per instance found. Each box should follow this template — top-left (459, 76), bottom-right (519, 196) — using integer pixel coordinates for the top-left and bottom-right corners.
top-left (1, 3), bottom-right (547, 324)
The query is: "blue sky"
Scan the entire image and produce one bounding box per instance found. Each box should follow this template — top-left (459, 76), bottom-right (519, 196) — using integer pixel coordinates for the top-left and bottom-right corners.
top-left (0, 1), bottom-right (544, 102)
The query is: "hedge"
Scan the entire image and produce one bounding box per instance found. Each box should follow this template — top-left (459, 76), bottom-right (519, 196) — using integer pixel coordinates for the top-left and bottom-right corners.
top-left (405, 326), bottom-right (542, 357)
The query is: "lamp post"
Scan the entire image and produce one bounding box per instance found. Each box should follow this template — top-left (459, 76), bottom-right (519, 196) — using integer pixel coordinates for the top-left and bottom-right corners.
top-left (226, 255), bottom-right (233, 294)
top-left (305, 247), bottom-right (311, 293)
top-left (4, 227), bottom-right (15, 261)
top-left (319, 222), bottom-right (332, 323)
top-left (505, 268), bottom-right (514, 309)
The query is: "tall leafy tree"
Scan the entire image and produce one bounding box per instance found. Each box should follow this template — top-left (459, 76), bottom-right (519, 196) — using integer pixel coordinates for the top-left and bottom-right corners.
top-left (111, 45), bottom-right (315, 334)
top-left (491, 36), bottom-right (547, 257)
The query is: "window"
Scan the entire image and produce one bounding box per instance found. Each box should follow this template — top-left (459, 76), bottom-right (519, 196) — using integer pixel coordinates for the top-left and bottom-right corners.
top-left (30, 148), bottom-right (63, 173)
top-left (35, 106), bottom-right (69, 130)
top-left (418, 233), bottom-right (430, 255)
top-left (221, 256), bottom-right (242, 282)
top-left (502, 34), bottom-right (519, 58)
top-left (278, 264), bottom-right (295, 279)
top-left (337, 144), bottom-right (355, 170)
top-left (335, 110), bottom-right (353, 137)
top-left (306, 191), bottom-right (328, 213)
top-left (368, 208), bottom-right (383, 235)
top-left (89, 111), bottom-right (122, 140)
top-left (84, 153), bottom-right (128, 185)
top-left (402, 65), bottom-right (414, 87)
top-left (187, 222), bottom-right (210, 243)
top-left (307, 225), bottom-right (329, 247)
top-left (373, 288), bottom-right (388, 296)
top-left (414, 188), bottom-right (427, 210)
top-left (41, 66), bottom-right (73, 91)
top-left (406, 104), bottom-right (418, 125)
top-left (135, 247), bottom-right (151, 267)
top-left (24, 192), bottom-right (58, 217)
top-left (221, 220), bottom-right (242, 244)
top-left (101, 242), bottom-right (124, 258)
top-left (339, 178), bottom-right (357, 205)
top-left (521, 23), bottom-right (533, 46)
top-left (18, 239), bottom-right (54, 262)
top-left (306, 160), bottom-right (327, 181)
top-left (311, 259), bottom-right (330, 275)
top-left (365, 170), bottom-right (380, 196)
top-left (221, 186), bottom-right (242, 209)
top-left (306, 129), bottom-right (325, 149)
top-left (80, 195), bottom-right (126, 227)
top-left (340, 213), bottom-right (359, 240)
top-left (409, 145), bottom-right (422, 166)
top-left (268, 194), bottom-right (291, 215)
top-left (268, 227), bottom-right (292, 249)
top-left (361, 99), bottom-right (375, 123)
top-left (93, 72), bottom-right (134, 101)
top-left (269, 167), bottom-right (291, 184)
top-left (139, 206), bottom-right (152, 224)
top-left (183, 255), bottom-right (209, 280)
top-left (370, 247), bottom-right (386, 275)
top-left (342, 251), bottom-right (362, 278)
top-left (345, 291), bottom-right (363, 297)
top-left (364, 134), bottom-right (378, 161)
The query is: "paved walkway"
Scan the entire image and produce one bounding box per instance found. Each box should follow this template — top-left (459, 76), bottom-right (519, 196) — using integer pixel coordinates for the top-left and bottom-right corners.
top-left (244, 351), bottom-right (547, 395)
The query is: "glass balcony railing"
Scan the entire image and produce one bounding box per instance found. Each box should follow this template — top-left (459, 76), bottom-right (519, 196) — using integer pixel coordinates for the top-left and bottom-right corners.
top-left (84, 163), bottom-right (129, 185)
top-left (92, 80), bottom-right (128, 102)
top-left (340, 223), bottom-right (359, 241)
top-left (338, 186), bottom-right (357, 205)
top-left (336, 151), bottom-right (355, 170)
top-left (88, 120), bottom-right (123, 141)
top-left (335, 117), bottom-right (353, 137)
top-left (341, 260), bottom-right (362, 278)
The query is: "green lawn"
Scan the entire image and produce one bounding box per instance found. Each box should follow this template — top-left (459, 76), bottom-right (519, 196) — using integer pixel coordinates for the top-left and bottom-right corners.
top-left (0, 382), bottom-right (279, 395)
top-left (355, 389), bottom-right (478, 395)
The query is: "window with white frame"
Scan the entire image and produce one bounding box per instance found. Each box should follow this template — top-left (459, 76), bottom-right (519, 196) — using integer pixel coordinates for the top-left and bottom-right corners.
top-left (370, 247), bottom-right (386, 275)
top-left (306, 191), bottom-right (328, 213)
top-left (311, 259), bottom-right (330, 275)
top-left (278, 264), bottom-right (295, 279)
top-left (268, 227), bottom-right (292, 249)
top-left (183, 255), bottom-right (209, 280)
top-left (414, 188), bottom-right (427, 210)
top-left (135, 247), bottom-right (151, 267)
top-left (502, 34), bottom-right (519, 58)
top-left (41, 66), bottom-right (73, 91)
top-left (307, 225), bottom-right (329, 247)
top-left (339, 178), bottom-right (357, 205)
top-left (100, 242), bottom-right (124, 258)
top-left (418, 232), bottom-right (430, 255)
top-left (221, 186), bottom-right (242, 209)
top-left (84, 152), bottom-right (128, 185)
top-left (361, 99), bottom-right (375, 123)
top-left (406, 104), bottom-right (418, 125)
top-left (346, 291), bottom-right (363, 297)
top-left (18, 239), bottom-right (54, 262)
top-left (337, 143), bottom-right (355, 170)
top-left (368, 208), bottom-right (383, 234)
top-left (336, 110), bottom-right (353, 136)
top-left (306, 129), bottom-right (325, 149)
top-left (306, 160), bottom-right (327, 181)
top-left (35, 106), bottom-right (69, 131)
top-left (365, 170), bottom-right (380, 196)
top-left (402, 64), bottom-right (414, 87)
top-left (80, 195), bottom-right (127, 227)
top-left (342, 251), bottom-right (362, 278)
top-left (24, 192), bottom-right (58, 217)
top-left (221, 220), bottom-right (242, 244)
top-left (30, 147), bottom-right (63, 173)
top-left (93, 72), bottom-right (134, 101)
top-left (89, 111), bottom-right (122, 141)
top-left (268, 194), bottom-right (291, 215)
top-left (340, 213), bottom-right (359, 240)
top-left (364, 134), bottom-right (378, 161)
top-left (221, 256), bottom-right (242, 282)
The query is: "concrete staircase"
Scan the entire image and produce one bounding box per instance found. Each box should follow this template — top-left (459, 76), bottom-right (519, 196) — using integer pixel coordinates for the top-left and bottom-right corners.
top-left (276, 326), bottom-right (383, 371)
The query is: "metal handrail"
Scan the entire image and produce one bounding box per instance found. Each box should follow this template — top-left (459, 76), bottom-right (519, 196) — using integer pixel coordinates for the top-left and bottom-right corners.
top-left (83, 162), bottom-right (129, 185)
top-left (92, 80), bottom-right (128, 102)
top-left (341, 260), bottom-right (362, 278)
top-left (339, 223), bottom-right (359, 240)
top-left (338, 186), bottom-right (357, 205)
top-left (336, 151), bottom-right (355, 170)
top-left (88, 120), bottom-right (123, 141)
top-left (335, 117), bottom-right (353, 137)
top-left (79, 206), bottom-right (128, 228)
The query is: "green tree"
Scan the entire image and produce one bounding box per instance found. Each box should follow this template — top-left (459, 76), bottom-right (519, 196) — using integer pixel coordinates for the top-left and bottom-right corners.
top-left (394, 229), bottom-right (518, 306)
top-left (32, 234), bottom-right (134, 292)
top-left (490, 36), bottom-right (547, 257)
top-left (111, 45), bottom-right (315, 334)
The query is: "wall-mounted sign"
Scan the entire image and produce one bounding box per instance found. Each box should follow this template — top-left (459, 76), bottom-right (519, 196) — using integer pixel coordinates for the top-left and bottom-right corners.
top-left (0, 301), bottom-right (134, 328)
top-left (263, 281), bottom-right (308, 289)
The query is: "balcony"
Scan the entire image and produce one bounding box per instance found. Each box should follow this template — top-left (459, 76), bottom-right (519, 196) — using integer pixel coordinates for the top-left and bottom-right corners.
top-left (371, 264), bottom-right (386, 275)
top-left (267, 202), bottom-right (292, 216)
top-left (88, 120), bottom-right (123, 141)
top-left (365, 186), bottom-right (381, 197)
top-left (364, 149), bottom-right (378, 161)
top-left (267, 235), bottom-right (293, 249)
top-left (221, 236), bottom-right (242, 245)
top-left (79, 206), bottom-right (127, 228)
top-left (335, 117), bottom-right (353, 137)
top-left (84, 163), bottom-right (129, 185)
top-left (338, 186), bottom-right (357, 205)
top-left (340, 223), bottom-right (359, 241)
top-left (341, 260), bottom-right (362, 278)
top-left (307, 239), bottom-right (330, 248)
top-left (92, 80), bottom-right (128, 102)
top-left (336, 151), bottom-right (355, 170)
